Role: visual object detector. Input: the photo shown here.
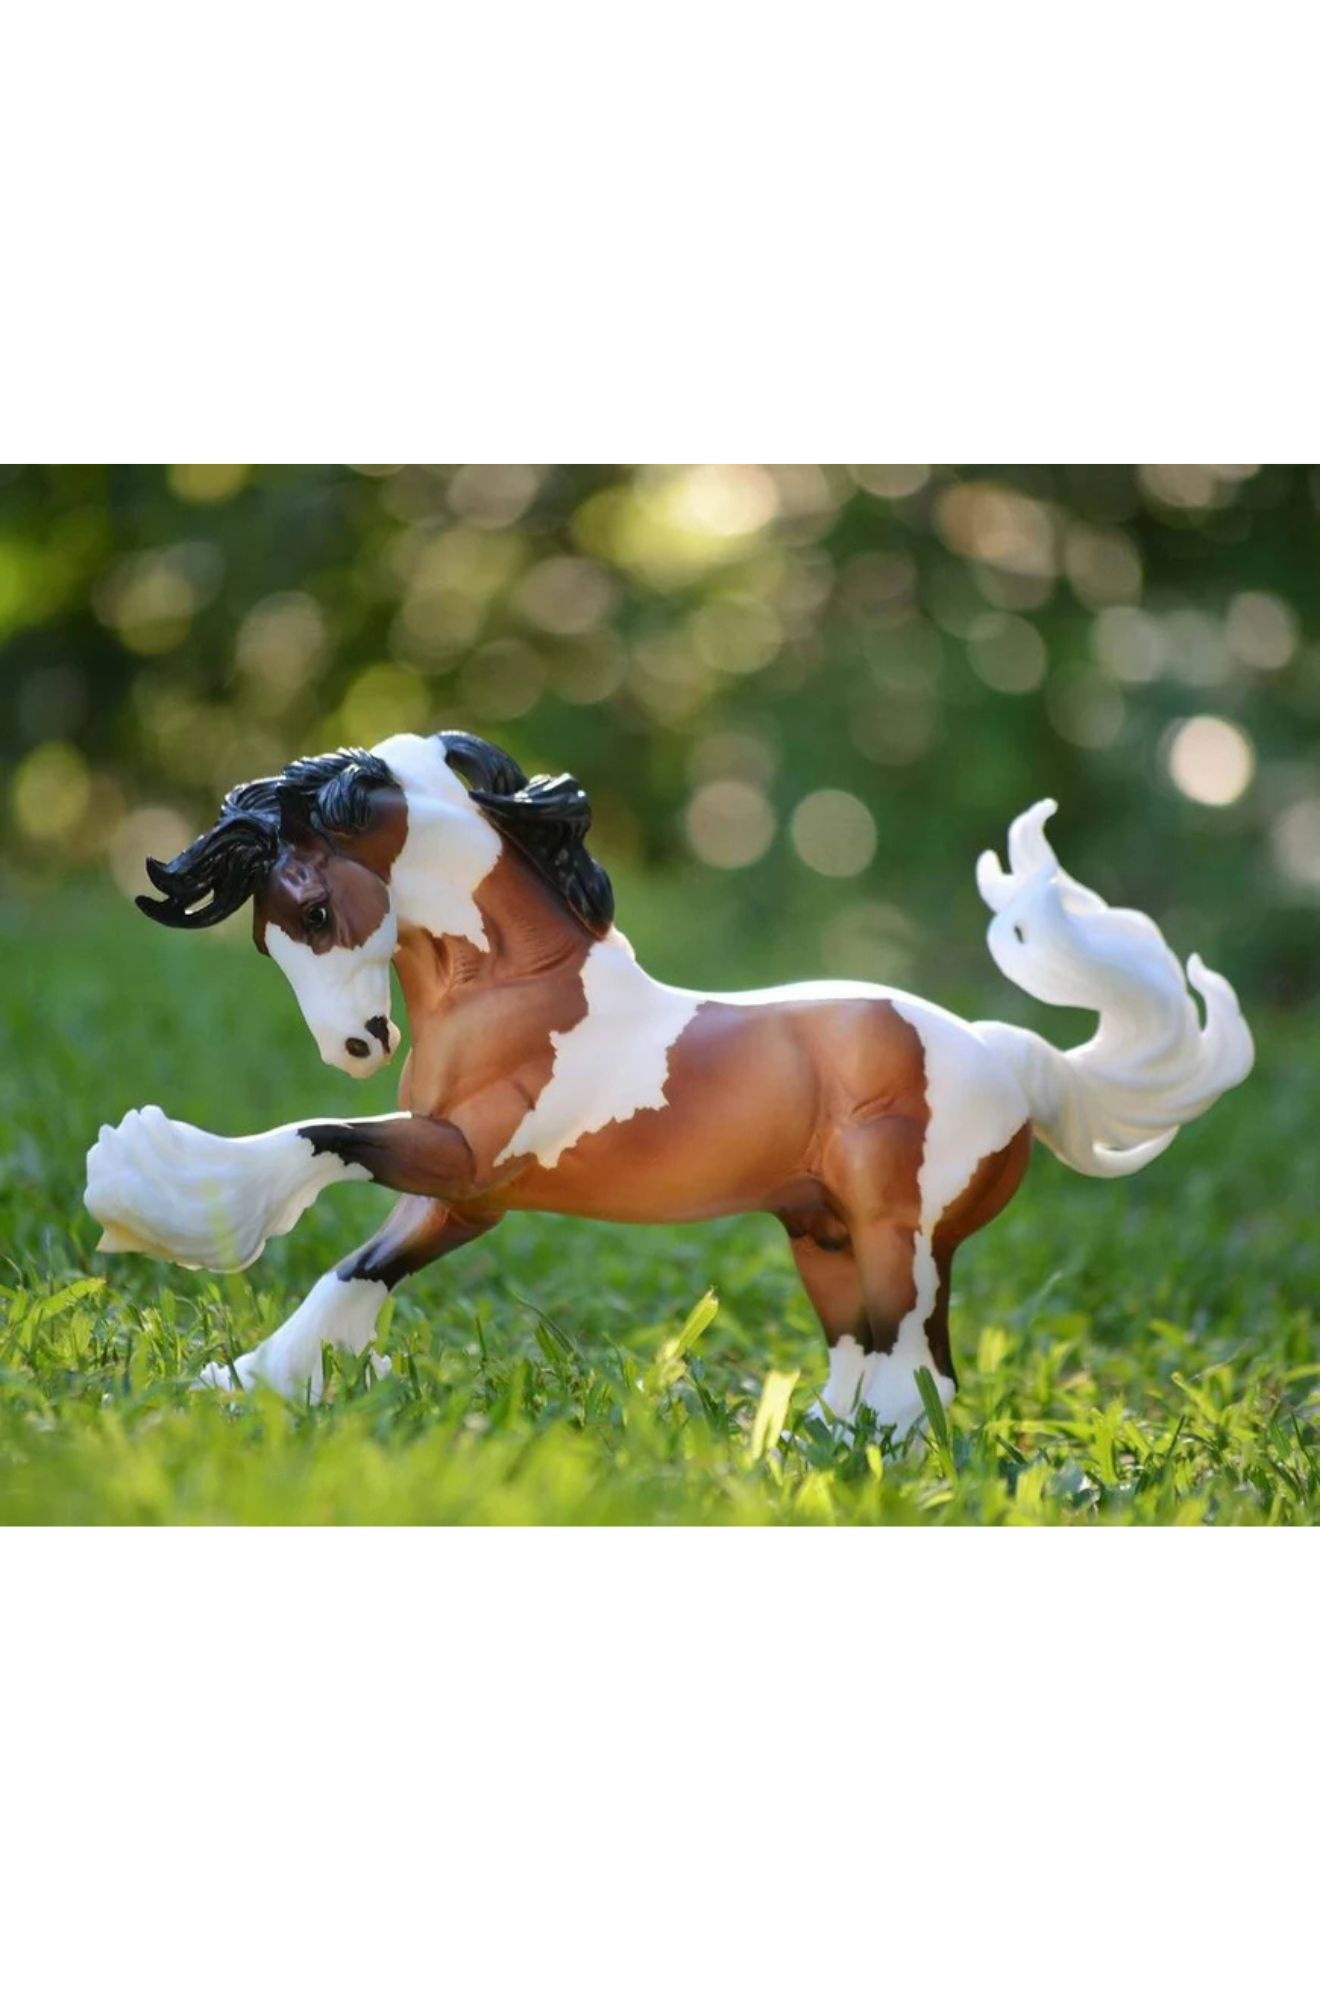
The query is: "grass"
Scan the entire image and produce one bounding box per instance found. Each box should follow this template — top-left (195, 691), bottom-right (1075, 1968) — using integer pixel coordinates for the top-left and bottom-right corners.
top-left (1, 882), bottom-right (1315, 1524)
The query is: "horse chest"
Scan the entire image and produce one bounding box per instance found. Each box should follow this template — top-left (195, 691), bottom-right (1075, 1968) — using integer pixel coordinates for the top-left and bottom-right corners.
top-left (491, 940), bottom-right (702, 1171)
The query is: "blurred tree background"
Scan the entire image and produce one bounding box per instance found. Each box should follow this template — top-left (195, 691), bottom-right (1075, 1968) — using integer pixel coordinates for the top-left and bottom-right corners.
top-left (2, 463), bottom-right (1317, 1008)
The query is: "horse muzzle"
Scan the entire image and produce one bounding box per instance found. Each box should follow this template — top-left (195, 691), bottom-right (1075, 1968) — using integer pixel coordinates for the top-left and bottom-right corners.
top-left (328, 1014), bottom-right (401, 1077)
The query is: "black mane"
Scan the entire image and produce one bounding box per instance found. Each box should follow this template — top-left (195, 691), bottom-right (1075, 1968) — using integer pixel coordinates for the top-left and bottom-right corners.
top-left (438, 731), bottom-right (615, 937)
top-left (136, 749), bottom-right (399, 929)
top-left (136, 734), bottom-right (615, 938)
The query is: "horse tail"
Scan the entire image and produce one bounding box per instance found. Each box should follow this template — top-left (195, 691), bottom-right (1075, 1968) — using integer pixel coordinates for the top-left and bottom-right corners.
top-left (970, 801), bottom-right (1254, 1179)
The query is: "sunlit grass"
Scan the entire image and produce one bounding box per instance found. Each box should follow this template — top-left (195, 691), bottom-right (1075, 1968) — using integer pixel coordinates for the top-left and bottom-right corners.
top-left (1, 887), bottom-right (1314, 1524)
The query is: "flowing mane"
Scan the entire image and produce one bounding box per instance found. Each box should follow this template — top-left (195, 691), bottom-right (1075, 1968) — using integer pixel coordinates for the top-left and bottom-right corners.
top-left (439, 731), bottom-right (614, 937)
top-left (136, 749), bottom-right (399, 928)
top-left (135, 732), bottom-right (614, 938)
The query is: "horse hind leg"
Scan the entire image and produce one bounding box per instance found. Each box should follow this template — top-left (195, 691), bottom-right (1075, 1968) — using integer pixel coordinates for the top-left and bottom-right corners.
top-left (792, 1118), bottom-right (1033, 1441)
top-left (817, 1117), bottom-right (941, 1438)
top-left (197, 1196), bottom-right (501, 1401)
top-left (788, 1214), bottom-right (943, 1440)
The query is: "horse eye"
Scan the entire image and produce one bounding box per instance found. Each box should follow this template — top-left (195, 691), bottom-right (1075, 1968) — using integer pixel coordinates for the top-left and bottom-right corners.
top-left (304, 903), bottom-right (330, 935)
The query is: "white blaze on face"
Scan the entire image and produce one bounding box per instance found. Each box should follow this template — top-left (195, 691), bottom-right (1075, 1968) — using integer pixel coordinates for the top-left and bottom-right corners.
top-left (267, 902), bottom-right (401, 1077)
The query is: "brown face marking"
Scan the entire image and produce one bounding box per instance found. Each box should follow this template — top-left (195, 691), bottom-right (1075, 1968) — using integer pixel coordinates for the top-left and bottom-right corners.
top-left (252, 788), bottom-right (409, 958)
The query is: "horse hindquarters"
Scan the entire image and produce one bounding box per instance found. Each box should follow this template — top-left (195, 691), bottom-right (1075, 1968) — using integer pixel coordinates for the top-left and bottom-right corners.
top-left (793, 1106), bottom-right (1033, 1442)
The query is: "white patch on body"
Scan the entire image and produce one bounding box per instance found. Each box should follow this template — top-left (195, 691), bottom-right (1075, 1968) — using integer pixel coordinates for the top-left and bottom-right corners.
top-left (85, 1106), bottom-right (369, 1272)
top-left (495, 936), bottom-right (701, 1168)
top-left (267, 905), bottom-right (399, 1078)
top-left (372, 731), bottom-right (502, 948)
top-left (196, 1271), bottom-right (390, 1402)
top-left (864, 996), bottom-right (1027, 1432)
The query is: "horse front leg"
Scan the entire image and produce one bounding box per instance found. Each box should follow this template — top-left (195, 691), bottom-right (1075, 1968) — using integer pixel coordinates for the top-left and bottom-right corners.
top-left (85, 1106), bottom-right (479, 1272)
top-left (197, 1196), bottom-right (502, 1401)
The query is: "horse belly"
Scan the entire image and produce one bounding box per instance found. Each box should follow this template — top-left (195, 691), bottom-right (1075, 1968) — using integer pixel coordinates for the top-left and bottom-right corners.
top-left (504, 1004), bottom-right (819, 1222)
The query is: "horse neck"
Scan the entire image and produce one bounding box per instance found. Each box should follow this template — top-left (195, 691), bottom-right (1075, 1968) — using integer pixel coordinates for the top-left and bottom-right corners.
top-left (391, 847), bottom-right (597, 1019)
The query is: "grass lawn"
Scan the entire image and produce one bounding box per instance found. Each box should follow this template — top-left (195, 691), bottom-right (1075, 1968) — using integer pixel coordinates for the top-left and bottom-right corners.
top-left (1, 883), bottom-right (1315, 1524)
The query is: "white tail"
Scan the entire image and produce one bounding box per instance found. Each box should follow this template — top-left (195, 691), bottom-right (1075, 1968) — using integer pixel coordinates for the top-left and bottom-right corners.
top-left (972, 800), bottom-right (1254, 1178)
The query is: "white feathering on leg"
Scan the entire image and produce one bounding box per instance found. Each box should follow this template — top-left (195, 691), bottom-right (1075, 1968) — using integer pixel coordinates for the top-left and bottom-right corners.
top-left (196, 1273), bottom-right (390, 1401)
top-left (85, 1107), bottom-right (369, 1271)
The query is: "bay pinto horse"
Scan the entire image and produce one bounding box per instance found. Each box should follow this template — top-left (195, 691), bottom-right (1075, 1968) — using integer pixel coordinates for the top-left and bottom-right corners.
top-left (85, 731), bottom-right (1254, 1437)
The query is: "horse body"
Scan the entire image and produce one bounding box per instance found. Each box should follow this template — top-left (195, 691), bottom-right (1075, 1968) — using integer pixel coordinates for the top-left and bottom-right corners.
top-left (85, 730), bottom-right (1254, 1437)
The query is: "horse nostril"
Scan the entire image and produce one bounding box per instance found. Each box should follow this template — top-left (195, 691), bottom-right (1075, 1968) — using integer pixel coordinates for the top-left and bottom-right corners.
top-left (345, 1037), bottom-right (371, 1059)
top-left (365, 1015), bottom-right (391, 1051)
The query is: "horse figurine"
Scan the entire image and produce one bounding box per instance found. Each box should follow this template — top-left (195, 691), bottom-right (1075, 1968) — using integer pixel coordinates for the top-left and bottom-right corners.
top-left (84, 729), bottom-right (1254, 1436)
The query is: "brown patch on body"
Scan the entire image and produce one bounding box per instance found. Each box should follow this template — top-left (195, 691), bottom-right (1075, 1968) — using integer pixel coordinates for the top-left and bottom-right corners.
top-left (933, 1122), bottom-right (1033, 1258)
top-left (501, 995), bottom-right (929, 1232)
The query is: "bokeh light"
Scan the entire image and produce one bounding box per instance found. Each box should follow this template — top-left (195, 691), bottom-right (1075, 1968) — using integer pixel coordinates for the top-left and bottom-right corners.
top-left (1139, 465), bottom-right (1221, 510)
top-left (235, 593), bottom-right (326, 712)
top-left (1092, 606), bottom-right (1167, 683)
top-left (1164, 610), bottom-right (1230, 688)
top-left (966, 613), bottom-right (1048, 695)
top-left (93, 543), bottom-right (222, 655)
top-left (934, 483), bottom-right (1056, 580)
top-left (1224, 592), bottom-right (1297, 673)
top-left (1271, 798), bottom-right (1320, 889)
top-left (513, 557), bottom-right (615, 637)
top-left (109, 807), bottom-right (194, 901)
top-left (1063, 523), bottom-right (1142, 608)
top-left (168, 465), bottom-right (249, 505)
top-left (1167, 716), bottom-right (1256, 807)
top-left (337, 663), bottom-right (430, 742)
top-left (448, 465), bottom-right (541, 530)
top-left (790, 790), bottom-right (877, 877)
top-left (690, 597), bottom-right (781, 676)
top-left (685, 781), bottom-right (776, 869)
top-left (849, 466), bottom-right (929, 500)
top-left (11, 741), bottom-right (91, 845)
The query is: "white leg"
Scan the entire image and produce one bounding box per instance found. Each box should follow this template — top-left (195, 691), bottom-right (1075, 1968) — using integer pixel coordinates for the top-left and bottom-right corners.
top-left (84, 1105), bottom-right (371, 1271)
top-left (816, 1329), bottom-right (951, 1440)
top-left (197, 1271), bottom-right (391, 1402)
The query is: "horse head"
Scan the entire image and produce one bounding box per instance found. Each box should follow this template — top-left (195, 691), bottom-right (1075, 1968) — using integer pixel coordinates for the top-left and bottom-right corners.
top-left (136, 747), bottom-right (407, 1077)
